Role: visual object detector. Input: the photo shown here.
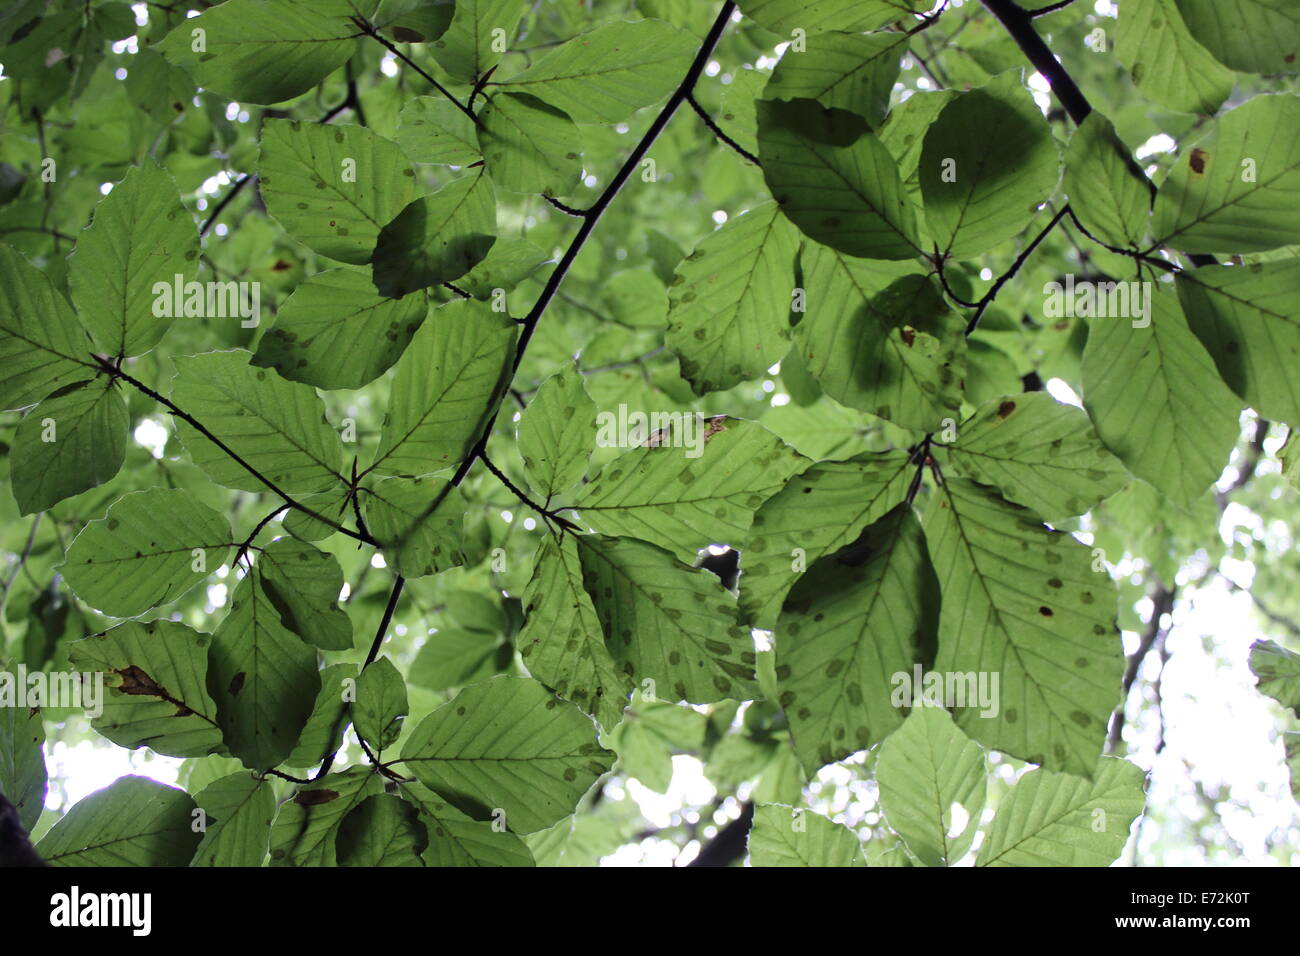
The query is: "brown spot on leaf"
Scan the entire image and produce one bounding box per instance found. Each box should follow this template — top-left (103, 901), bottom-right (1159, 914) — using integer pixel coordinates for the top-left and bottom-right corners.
top-left (997, 400), bottom-right (1016, 419)
top-left (1038, 606), bottom-right (1054, 617)
top-left (1189, 148), bottom-right (1208, 175)
top-left (294, 788), bottom-right (339, 807)
top-left (116, 665), bottom-right (165, 697)
top-left (228, 672), bottom-right (246, 696)
top-left (900, 327), bottom-right (915, 347)
top-left (271, 259), bottom-right (292, 271)
top-left (703, 416), bottom-right (728, 443)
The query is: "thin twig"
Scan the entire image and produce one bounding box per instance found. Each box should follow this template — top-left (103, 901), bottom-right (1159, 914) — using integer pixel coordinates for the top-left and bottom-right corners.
top-left (97, 357), bottom-right (373, 546)
top-left (543, 194), bottom-right (591, 218)
top-left (199, 174), bottom-right (252, 237)
top-left (685, 92), bottom-right (759, 165)
top-left (352, 15), bottom-right (481, 127)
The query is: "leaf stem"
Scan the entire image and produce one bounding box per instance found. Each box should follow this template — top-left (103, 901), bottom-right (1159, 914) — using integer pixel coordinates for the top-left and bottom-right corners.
top-left (95, 356), bottom-right (374, 546)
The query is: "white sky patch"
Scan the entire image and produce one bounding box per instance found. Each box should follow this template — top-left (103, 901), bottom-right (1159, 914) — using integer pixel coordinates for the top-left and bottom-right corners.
top-left (1136, 133), bottom-right (1176, 160)
top-left (133, 418), bottom-right (168, 457)
top-left (1045, 377), bottom-right (1084, 408)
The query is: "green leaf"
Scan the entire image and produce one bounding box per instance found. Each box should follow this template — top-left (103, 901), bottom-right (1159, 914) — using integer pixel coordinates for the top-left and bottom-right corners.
top-left (10, 378), bottom-right (128, 516)
top-left (574, 417), bottom-right (806, 563)
top-left (609, 693), bottom-right (707, 792)
top-left (192, 772), bottom-right (275, 866)
top-left (1250, 639), bottom-right (1300, 714)
top-left (172, 349), bottom-right (345, 494)
top-left (747, 804), bottom-right (865, 866)
top-left (876, 705), bottom-right (986, 866)
top-left (62, 488), bottom-right (234, 618)
top-left (67, 620), bottom-right (224, 758)
top-left (444, 590), bottom-right (506, 633)
top-left (397, 95), bottom-right (481, 166)
top-left (456, 237), bottom-right (551, 299)
top-left (399, 676), bottom-right (615, 834)
top-left (255, 537), bottom-right (353, 651)
top-left (371, 173), bottom-right (497, 298)
top-left (258, 119), bottom-right (417, 266)
top-left (364, 475), bottom-right (466, 578)
top-left (940, 392), bottom-right (1129, 520)
top-left (977, 757), bottom-right (1146, 866)
top-left (282, 486), bottom-right (353, 543)
top-left (740, 450), bottom-right (915, 628)
top-left (664, 201), bottom-right (802, 395)
top-left (878, 89), bottom-right (954, 203)
top-left (1116, 0), bottom-right (1233, 115)
top-left (777, 505), bottom-right (936, 772)
top-left (370, 300), bottom-right (515, 476)
top-left (0, 244), bottom-right (95, 412)
top-left (286, 663), bottom-right (357, 769)
top-left (919, 84), bottom-right (1059, 259)
top-left (158, 0), bottom-right (359, 106)
top-left (757, 98), bottom-right (920, 260)
top-left (1177, 259), bottom-right (1300, 427)
top-left (38, 775), bottom-right (201, 866)
top-left (922, 477), bottom-right (1123, 776)
top-left (764, 30), bottom-right (907, 129)
top-left (500, 19), bottom-right (697, 124)
top-left (1081, 291), bottom-right (1241, 506)
top-left (1175, 0), bottom-right (1300, 74)
top-left (355, 657), bottom-right (408, 752)
top-left (430, 0), bottom-right (529, 84)
top-left (411, 627), bottom-right (502, 690)
top-left (516, 364), bottom-right (596, 500)
top-left (0, 704), bottom-right (46, 832)
top-left (575, 534), bottom-right (758, 705)
top-left (1152, 95), bottom-right (1300, 254)
top-left (478, 92), bottom-right (581, 196)
top-left (68, 163), bottom-right (199, 356)
top-left (251, 269), bottom-right (429, 390)
top-left (736, 0), bottom-right (925, 33)
top-left (1063, 113), bottom-right (1152, 251)
top-left (793, 273), bottom-right (965, 431)
top-left (519, 534), bottom-right (632, 730)
top-left (601, 269), bottom-right (669, 329)
top-left (207, 568), bottom-right (322, 770)
top-left (402, 782), bottom-right (535, 866)
top-left (337, 794), bottom-right (427, 866)
top-left (269, 768), bottom-right (383, 867)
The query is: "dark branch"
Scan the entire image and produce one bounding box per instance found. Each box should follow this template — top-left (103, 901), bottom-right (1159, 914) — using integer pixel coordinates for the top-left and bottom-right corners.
top-left (685, 92), bottom-right (760, 165)
top-left (478, 450), bottom-right (580, 531)
top-left (543, 194), bottom-right (591, 218)
top-left (961, 203), bottom-right (1070, 335)
top-left (199, 174), bottom-right (252, 237)
top-left (312, 1), bottom-right (744, 785)
top-left (1107, 584), bottom-right (1176, 753)
top-left (97, 357), bottom-right (373, 546)
top-left (352, 15), bottom-right (481, 128)
top-left (687, 801), bottom-right (753, 867)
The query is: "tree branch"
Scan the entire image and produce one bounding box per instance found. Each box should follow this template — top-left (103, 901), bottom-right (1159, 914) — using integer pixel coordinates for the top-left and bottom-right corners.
top-left (1107, 584), bottom-right (1176, 753)
top-left (685, 92), bottom-right (759, 165)
top-left (97, 357), bottom-right (374, 546)
top-left (351, 16), bottom-right (481, 128)
top-left (687, 801), bottom-right (753, 866)
top-left (308, 0), bottom-right (743, 785)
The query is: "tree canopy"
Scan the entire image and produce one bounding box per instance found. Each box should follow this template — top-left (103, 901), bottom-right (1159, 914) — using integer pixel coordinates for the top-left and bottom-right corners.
top-left (1, 0), bottom-right (1298, 869)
